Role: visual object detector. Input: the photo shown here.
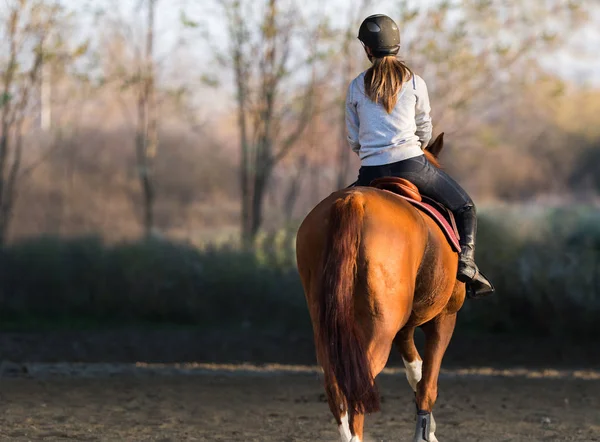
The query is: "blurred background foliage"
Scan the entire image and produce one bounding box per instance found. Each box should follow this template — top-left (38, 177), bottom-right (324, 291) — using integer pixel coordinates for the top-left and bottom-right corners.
top-left (0, 0), bottom-right (598, 340)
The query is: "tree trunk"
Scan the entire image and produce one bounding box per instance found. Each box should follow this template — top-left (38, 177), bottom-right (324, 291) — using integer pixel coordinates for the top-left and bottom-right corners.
top-left (41, 59), bottom-right (52, 130)
top-left (0, 6), bottom-right (32, 246)
top-left (336, 127), bottom-right (350, 189)
top-left (235, 60), bottom-right (252, 246)
top-left (283, 154), bottom-right (307, 223)
top-left (250, 164), bottom-right (270, 240)
top-left (230, 2), bottom-right (253, 247)
top-left (336, 41), bottom-right (354, 190)
top-left (225, 0), bottom-right (312, 245)
top-left (246, 0), bottom-right (277, 243)
top-left (0, 122), bottom-right (24, 244)
top-left (0, 9), bottom-right (17, 246)
top-left (136, 0), bottom-right (157, 238)
top-left (0, 133), bottom-right (8, 228)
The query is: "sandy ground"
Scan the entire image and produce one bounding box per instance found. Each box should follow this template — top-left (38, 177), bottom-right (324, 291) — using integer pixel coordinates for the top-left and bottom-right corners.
top-left (0, 364), bottom-right (599, 442)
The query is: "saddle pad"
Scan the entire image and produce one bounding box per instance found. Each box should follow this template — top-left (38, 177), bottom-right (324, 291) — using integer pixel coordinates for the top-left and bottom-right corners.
top-left (383, 191), bottom-right (461, 253)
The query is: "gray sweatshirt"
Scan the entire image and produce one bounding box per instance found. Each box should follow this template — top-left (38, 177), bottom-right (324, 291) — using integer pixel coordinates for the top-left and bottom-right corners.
top-left (345, 71), bottom-right (433, 166)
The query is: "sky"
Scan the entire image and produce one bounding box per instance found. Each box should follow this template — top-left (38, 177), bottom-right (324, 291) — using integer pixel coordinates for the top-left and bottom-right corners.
top-left (25, 0), bottom-right (600, 102)
top-left (52, 0), bottom-right (599, 80)
top-left (556, 6), bottom-right (600, 85)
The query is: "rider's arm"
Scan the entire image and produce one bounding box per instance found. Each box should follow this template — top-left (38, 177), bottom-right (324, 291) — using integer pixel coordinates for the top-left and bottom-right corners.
top-left (345, 82), bottom-right (360, 154)
top-left (414, 75), bottom-right (432, 149)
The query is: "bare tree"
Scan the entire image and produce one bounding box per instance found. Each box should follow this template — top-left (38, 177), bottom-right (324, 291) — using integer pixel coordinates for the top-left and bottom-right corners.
top-left (219, 0), bottom-right (316, 245)
top-left (0, 0), bottom-right (86, 244)
top-left (135, 0), bottom-right (158, 238)
top-left (94, 0), bottom-right (203, 238)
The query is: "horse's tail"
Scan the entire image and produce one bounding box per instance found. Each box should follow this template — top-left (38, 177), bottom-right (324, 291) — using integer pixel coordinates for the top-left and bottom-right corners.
top-left (318, 191), bottom-right (380, 415)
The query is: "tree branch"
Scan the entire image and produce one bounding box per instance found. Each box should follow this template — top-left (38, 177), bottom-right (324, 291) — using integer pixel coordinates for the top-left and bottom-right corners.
top-left (273, 77), bottom-right (314, 164)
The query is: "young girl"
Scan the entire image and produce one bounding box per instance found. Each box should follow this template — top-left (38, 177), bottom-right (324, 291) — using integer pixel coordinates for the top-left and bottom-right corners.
top-left (346, 14), bottom-right (494, 298)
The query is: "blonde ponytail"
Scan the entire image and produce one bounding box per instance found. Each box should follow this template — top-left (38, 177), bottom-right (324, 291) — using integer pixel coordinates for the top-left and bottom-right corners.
top-left (364, 56), bottom-right (413, 113)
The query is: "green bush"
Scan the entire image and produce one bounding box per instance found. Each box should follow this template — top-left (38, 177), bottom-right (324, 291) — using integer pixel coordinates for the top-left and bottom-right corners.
top-left (462, 205), bottom-right (600, 337)
top-left (0, 233), bottom-right (306, 332)
top-left (0, 206), bottom-right (598, 338)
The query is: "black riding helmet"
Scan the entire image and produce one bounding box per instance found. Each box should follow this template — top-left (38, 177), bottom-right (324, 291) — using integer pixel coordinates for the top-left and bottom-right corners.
top-left (358, 14), bottom-right (400, 58)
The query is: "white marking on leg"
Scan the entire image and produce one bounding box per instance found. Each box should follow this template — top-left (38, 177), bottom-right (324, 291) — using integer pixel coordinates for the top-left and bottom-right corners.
top-left (339, 412), bottom-right (352, 442)
top-left (430, 413), bottom-right (438, 442)
top-left (349, 436), bottom-right (361, 442)
top-left (402, 357), bottom-right (423, 392)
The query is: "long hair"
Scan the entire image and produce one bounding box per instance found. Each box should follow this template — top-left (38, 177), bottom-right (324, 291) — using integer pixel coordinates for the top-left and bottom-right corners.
top-left (364, 56), bottom-right (413, 114)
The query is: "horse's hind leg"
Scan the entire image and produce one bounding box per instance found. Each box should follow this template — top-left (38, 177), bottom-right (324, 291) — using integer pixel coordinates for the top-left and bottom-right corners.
top-left (418, 313), bottom-right (457, 410)
top-left (413, 313), bottom-right (457, 442)
top-left (321, 374), bottom-right (352, 442)
top-left (329, 333), bottom-right (395, 442)
top-left (323, 374), bottom-right (366, 442)
top-left (319, 359), bottom-right (365, 442)
top-left (395, 328), bottom-right (438, 442)
top-left (395, 327), bottom-right (423, 392)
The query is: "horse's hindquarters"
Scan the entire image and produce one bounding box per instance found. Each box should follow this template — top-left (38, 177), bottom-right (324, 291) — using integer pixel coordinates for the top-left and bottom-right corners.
top-left (296, 189), bottom-right (434, 436)
top-left (297, 187), bottom-right (431, 330)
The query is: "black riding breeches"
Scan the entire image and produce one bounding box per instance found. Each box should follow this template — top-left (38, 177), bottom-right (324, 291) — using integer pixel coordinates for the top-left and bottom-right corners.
top-left (355, 154), bottom-right (474, 213)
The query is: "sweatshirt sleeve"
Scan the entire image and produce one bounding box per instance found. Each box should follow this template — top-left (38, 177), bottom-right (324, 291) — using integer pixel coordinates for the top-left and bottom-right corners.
top-left (414, 75), bottom-right (432, 149)
top-left (345, 81), bottom-right (360, 154)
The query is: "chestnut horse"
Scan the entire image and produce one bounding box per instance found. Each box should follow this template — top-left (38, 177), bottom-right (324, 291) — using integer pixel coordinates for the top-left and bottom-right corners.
top-left (296, 133), bottom-right (465, 442)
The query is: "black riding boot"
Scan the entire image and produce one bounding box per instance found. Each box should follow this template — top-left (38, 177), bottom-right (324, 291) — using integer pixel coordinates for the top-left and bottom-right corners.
top-left (455, 205), bottom-right (495, 299)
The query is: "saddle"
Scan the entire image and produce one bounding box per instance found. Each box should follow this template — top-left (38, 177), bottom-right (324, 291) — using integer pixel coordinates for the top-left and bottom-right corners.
top-left (369, 177), bottom-right (461, 253)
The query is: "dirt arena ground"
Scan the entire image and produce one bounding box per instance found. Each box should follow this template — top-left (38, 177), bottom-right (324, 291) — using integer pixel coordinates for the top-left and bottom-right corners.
top-left (0, 364), bottom-right (599, 442)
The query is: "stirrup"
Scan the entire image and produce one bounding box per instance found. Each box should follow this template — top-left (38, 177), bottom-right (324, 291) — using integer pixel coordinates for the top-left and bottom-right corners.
top-left (466, 271), bottom-right (495, 299)
top-left (457, 259), bottom-right (495, 299)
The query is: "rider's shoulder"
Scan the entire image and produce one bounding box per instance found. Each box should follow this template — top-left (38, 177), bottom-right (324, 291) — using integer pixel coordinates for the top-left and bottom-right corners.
top-left (351, 71), bottom-right (367, 86)
top-left (347, 71), bottom-right (367, 95)
top-left (411, 73), bottom-right (428, 89)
